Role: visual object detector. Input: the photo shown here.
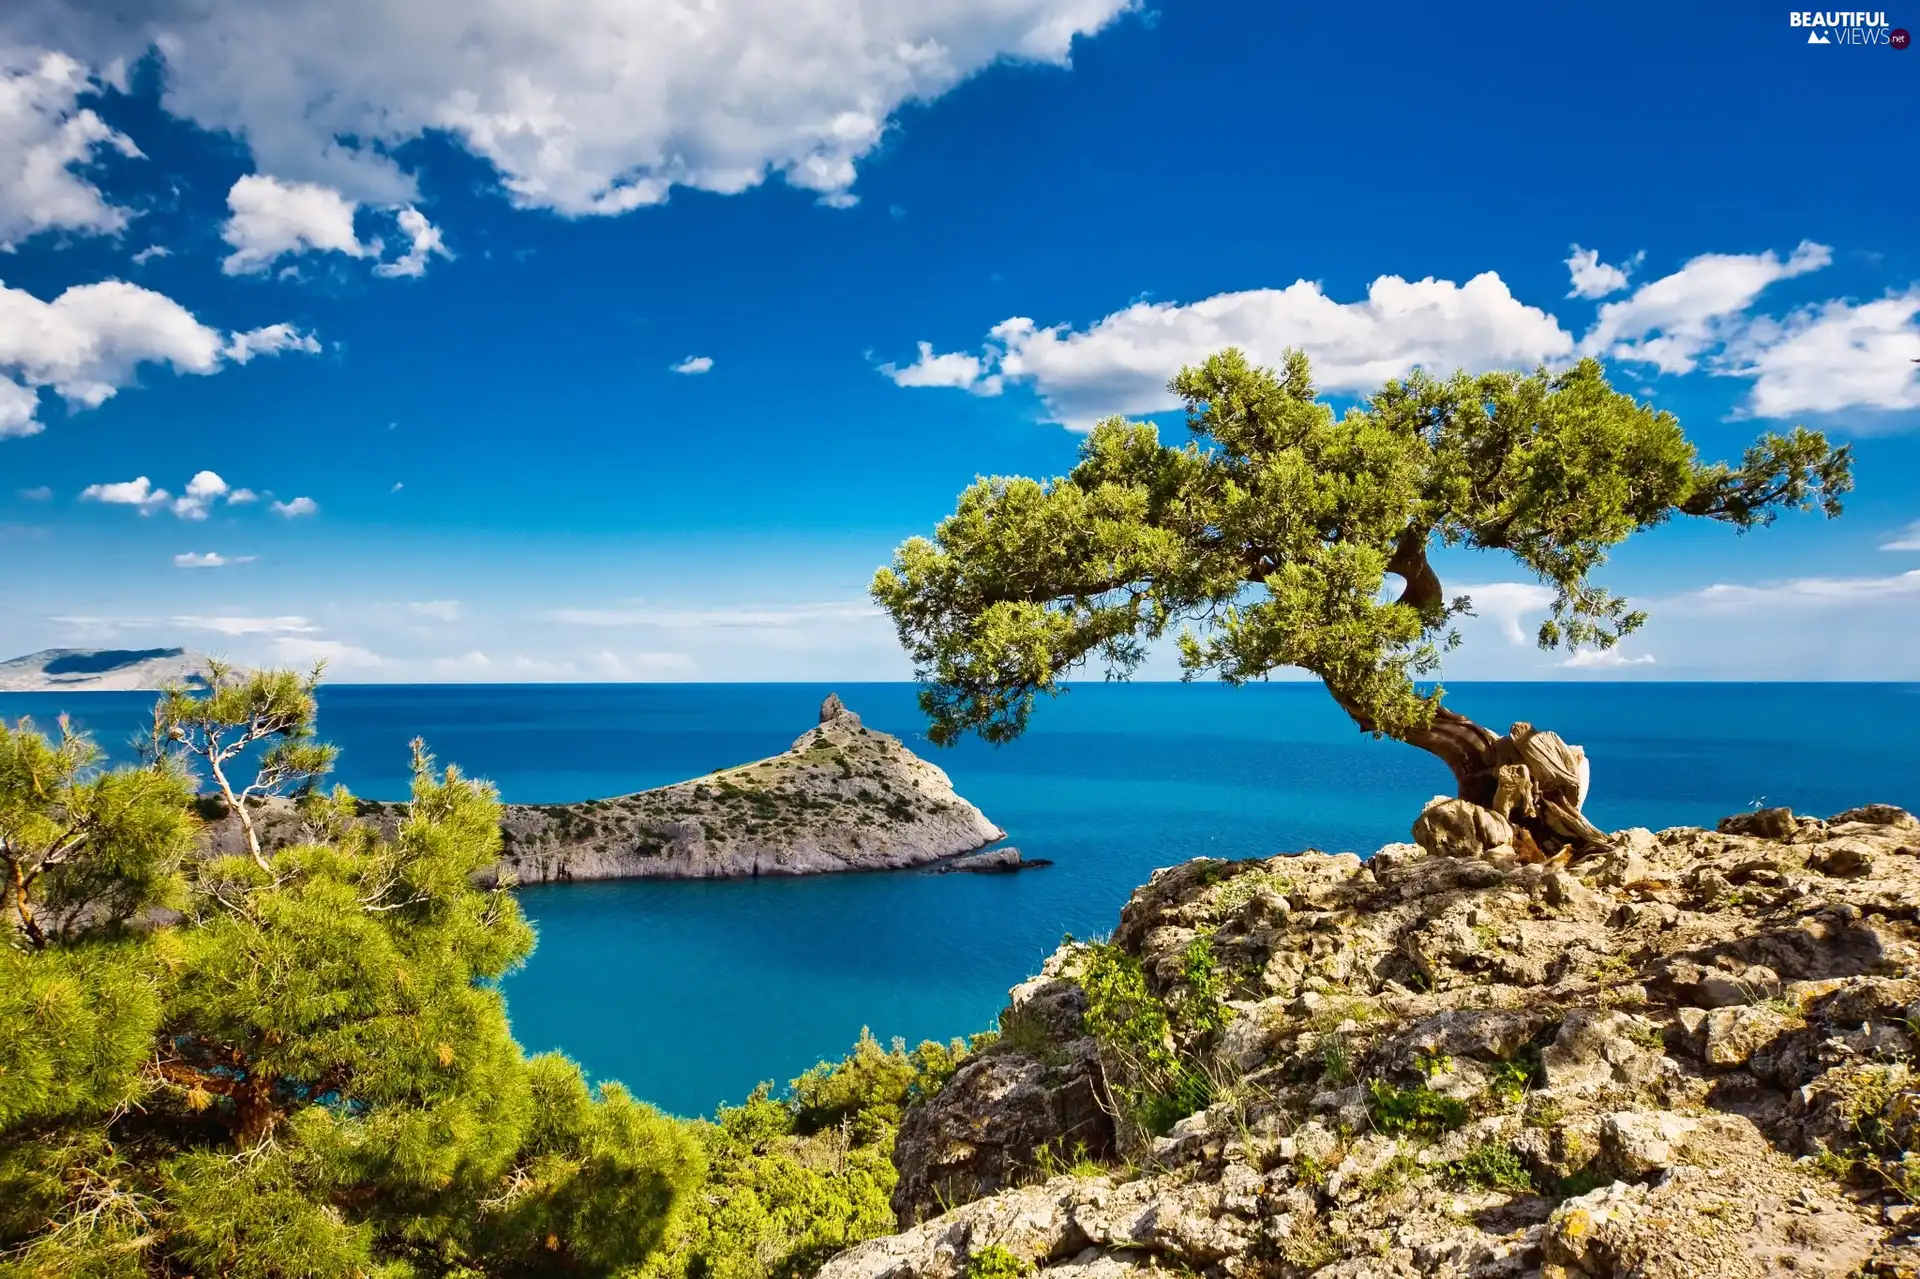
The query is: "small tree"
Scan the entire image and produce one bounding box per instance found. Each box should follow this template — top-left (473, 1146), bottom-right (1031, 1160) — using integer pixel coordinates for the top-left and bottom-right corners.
top-left (873, 349), bottom-right (1851, 849)
top-left (151, 660), bottom-right (337, 870)
top-left (2, 693), bottom-right (703, 1276)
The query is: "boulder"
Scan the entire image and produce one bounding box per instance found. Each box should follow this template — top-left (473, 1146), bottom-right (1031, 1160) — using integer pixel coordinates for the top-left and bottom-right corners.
top-left (1411, 796), bottom-right (1513, 858)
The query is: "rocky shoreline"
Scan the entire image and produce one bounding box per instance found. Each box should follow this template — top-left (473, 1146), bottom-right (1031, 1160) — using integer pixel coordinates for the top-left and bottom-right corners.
top-left (821, 801), bottom-right (1920, 1279)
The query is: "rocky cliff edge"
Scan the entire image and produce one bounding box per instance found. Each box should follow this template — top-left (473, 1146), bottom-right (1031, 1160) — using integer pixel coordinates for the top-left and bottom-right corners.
top-left (823, 802), bottom-right (1920, 1279)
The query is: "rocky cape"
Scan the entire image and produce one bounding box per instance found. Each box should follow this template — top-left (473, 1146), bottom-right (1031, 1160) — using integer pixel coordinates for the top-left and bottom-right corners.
top-left (821, 800), bottom-right (1920, 1279)
top-left (215, 695), bottom-right (1006, 882)
top-left (0, 647), bottom-right (230, 692)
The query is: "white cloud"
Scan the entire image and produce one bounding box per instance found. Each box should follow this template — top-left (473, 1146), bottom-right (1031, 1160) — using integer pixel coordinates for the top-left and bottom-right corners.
top-left (1883, 521), bottom-right (1920, 552)
top-left (1580, 240), bottom-right (1832, 374)
top-left (227, 487), bottom-right (258, 505)
top-left (372, 206), bottom-right (451, 279)
top-left (1455, 582), bottom-right (1556, 644)
top-left (225, 322), bottom-right (322, 363)
top-left (81, 475), bottom-right (168, 513)
top-left (409, 599), bottom-right (462, 622)
top-left (271, 636), bottom-right (385, 668)
top-left (0, 277), bottom-right (318, 437)
top-left (670, 355), bottom-right (714, 375)
top-left (173, 614), bottom-right (317, 635)
top-left (173, 551), bottom-right (257, 568)
top-left (220, 174), bottom-right (373, 275)
top-left (169, 469), bottom-right (229, 520)
top-left (0, 49), bottom-right (142, 250)
top-left (1721, 290), bottom-right (1920, 419)
top-left (130, 244), bottom-right (169, 265)
top-left (880, 341), bottom-right (1003, 394)
top-left (1, 0), bottom-right (1134, 216)
top-left (1675, 569), bottom-right (1920, 612)
top-left (1559, 647), bottom-right (1656, 669)
top-left (271, 496), bottom-right (319, 517)
top-left (16, 484), bottom-right (50, 499)
top-left (1564, 245), bottom-right (1640, 300)
top-left (890, 273), bottom-right (1575, 428)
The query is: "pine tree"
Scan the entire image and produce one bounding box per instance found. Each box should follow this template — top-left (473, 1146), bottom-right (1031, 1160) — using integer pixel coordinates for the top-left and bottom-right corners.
top-left (1, 672), bottom-right (701, 1277)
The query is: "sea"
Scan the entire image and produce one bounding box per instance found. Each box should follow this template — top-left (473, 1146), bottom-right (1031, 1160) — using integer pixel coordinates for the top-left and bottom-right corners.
top-left (5, 681), bottom-right (1916, 1119)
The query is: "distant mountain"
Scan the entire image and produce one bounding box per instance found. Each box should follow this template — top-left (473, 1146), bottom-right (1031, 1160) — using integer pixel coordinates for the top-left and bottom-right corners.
top-left (0, 647), bottom-right (227, 692)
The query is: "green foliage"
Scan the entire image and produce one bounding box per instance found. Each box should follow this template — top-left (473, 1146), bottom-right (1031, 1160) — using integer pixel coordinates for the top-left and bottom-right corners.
top-left (1447, 1141), bottom-right (1533, 1191)
top-left (964, 1245), bottom-right (1032, 1279)
top-left (645, 1033), bottom-right (983, 1279)
top-left (1179, 931), bottom-right (1229, 1031)
top-left (1365, 1078), bottom-right (1470, 1137)
top-left (1073, 941), bottom-right (1213, 1134)
top-left (1, 715), bottom-right (196, 948)
top-left (1, 682), bottom-right (702, 1277)
top-left (873, 348), bottom-right (1850, 751)
top-left (1488, 1056), bottom-right (1542, 1107)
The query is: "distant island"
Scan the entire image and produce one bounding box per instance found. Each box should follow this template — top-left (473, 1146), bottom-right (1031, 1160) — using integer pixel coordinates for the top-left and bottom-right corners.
top-left (207, 694), bottom-right (1020, 881)
top-left (0, 647), bottom-right (230, 692)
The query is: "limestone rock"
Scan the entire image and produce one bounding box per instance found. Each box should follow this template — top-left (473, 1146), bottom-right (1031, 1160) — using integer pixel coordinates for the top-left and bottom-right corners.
top-left (1719, 806), bottom-right (1800, 840)
top-left (1412, 796), bottom-right (1512, 858)
top-left (825, 804), bottom-right (1920, 1278)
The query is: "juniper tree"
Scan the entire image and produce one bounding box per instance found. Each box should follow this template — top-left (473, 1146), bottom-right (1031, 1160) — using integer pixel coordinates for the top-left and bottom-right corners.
top-left (1, 673), bottom-right (702, 1277)
top-left (873, 349), bottom-right (1851, 848)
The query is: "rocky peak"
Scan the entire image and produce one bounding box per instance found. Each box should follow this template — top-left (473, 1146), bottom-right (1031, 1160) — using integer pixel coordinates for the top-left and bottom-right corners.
top-left (823, 802), bottom-right (1920, 1278)
top-left (820, 692), bottom-right (848, 722)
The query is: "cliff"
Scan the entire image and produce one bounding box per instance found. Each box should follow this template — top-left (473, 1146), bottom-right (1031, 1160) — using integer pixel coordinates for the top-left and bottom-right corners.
top-left (0, 647), bottom-right (231, 692)
top-left (821, 801), bottom-right (1920, 1279)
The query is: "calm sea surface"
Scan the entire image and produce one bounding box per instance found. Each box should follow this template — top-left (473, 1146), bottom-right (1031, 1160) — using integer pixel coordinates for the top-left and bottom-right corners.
top-left (6, 681), bottom-right (1916, 1118)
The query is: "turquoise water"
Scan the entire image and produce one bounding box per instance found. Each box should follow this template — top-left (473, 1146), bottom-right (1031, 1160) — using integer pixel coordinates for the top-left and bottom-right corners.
top-left (6, 681), bottom-right (1917, 1118)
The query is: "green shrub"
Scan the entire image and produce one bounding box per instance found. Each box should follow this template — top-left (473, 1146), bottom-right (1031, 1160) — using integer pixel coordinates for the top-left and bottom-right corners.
top-left (1447, 1141), bottom-right (1533, 1191)
top-left (1365, 1079), bottom-right (1469, 1137)
top-left (965, 1244), bottom-right (1031, 1279)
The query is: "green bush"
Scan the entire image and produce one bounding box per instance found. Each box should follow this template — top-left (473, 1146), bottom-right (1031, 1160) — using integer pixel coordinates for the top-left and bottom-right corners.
top-left (1365, 1078), bottom-right (1470, 1137)
top-left (964, 1244), bottom-right (1031, 1279)
top-left (1073, 941), bottom-right (1213, 1134)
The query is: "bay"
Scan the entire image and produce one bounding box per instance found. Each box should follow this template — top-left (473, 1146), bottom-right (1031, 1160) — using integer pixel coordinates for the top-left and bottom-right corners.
top-left (6, 680), bottom-right (1915, 1118)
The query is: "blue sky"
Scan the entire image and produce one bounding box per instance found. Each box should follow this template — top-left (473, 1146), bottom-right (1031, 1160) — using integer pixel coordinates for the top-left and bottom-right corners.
top-left (1, 0), bottom-right (1917, 682)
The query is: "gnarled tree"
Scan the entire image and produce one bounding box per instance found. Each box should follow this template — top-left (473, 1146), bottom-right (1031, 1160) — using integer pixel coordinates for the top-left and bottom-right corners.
top-left (872, 349), bottom-right (1851, 851)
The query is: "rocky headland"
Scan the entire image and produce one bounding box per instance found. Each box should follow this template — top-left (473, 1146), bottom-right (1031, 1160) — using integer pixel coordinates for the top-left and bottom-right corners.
top-left (218, 694), bottom-right (1006, 882)
top-left (0, 647), bottom-right (230, 691)
top-left (821, 800), bottom-right (1920, 1279)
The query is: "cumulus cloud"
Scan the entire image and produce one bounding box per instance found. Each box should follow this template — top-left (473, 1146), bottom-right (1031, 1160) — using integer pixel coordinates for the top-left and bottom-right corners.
top-left (271, 496), bottom-right (319, 517)
top-left (372, 206), bottom-right (451, 279)
top-left (0, 49), bottom-right (142, 250)
top-left (225, 322), bottom-right (322, 363)
top-left (81, 475), bottom-right (168, 513)
top-left (1564, 245), bottom-right (1641, 299)
top-left (220, 174), bottom-right (374, 275)
top-left (1883, 521), bottom-right (1920, 552)
top-left (888, 273), bottom-right (1575, 428)
top-left (130, 244), bottom-right (169, 264)
top-left (0, 0), bottom-right (1135, 216)
top-left (0, 277), bottom-right (318, 438)
top-left (169, 470), bottom-right (230, 520)
top-left (670, 355), bottom-right (714, 375)
top-left (1720, 290), bottom-right (1920, 419)
top-left (880, 341), bottom-right (1003, 394)
top-left (1559, 647), bottom-right (1656, 669)
top-left (173, 551), bottom-right (256, 568)
top-left (1579, 240), bottom-right (1832, 374)
top-left (1455, 582), bottom-right (1557, 645)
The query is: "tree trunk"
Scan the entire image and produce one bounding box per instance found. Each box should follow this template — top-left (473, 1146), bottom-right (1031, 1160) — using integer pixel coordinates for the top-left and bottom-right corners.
top-left (1325, 685), bottom-right (1606, 854)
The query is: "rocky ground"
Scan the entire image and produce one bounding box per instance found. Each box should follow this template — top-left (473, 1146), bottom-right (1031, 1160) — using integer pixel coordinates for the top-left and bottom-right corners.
top-left (821, 800), bottom-right (1920, 1279)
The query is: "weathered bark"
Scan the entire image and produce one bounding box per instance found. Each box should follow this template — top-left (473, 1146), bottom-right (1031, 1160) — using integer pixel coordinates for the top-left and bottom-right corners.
top-left (1337, 532), bottom-right (1610, 853)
